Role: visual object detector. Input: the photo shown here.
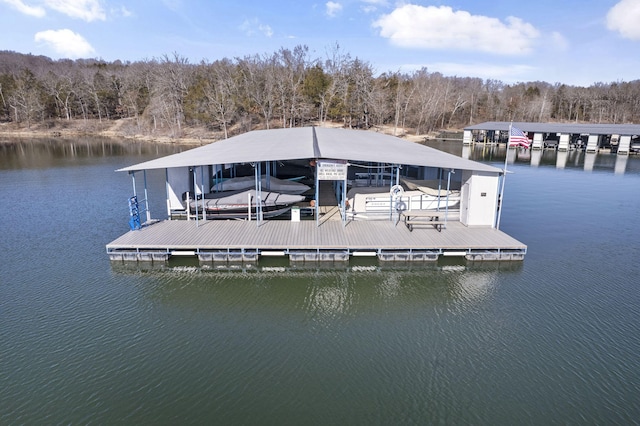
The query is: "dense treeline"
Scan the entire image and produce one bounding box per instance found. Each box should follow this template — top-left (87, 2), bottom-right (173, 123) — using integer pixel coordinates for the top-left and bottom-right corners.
top-left (2, 46), bottom-right (640, 139)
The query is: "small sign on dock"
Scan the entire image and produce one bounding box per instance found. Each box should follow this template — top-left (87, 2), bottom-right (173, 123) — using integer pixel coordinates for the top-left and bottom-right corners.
top-left (317, 160), bottom-right (348, 180)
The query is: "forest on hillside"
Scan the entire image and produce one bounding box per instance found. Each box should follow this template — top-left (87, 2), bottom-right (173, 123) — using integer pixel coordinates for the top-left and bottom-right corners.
top-left (2, 45), bottom-right (640, 139)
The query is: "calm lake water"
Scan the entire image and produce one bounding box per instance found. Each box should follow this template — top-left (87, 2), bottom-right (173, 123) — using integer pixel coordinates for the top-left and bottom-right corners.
top-left (1, 137), bottom-right (640, 425)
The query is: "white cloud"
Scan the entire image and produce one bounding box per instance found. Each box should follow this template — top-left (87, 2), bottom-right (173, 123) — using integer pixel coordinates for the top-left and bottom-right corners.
top-left (373, 5), bottom-right (540, 56)
top-left (549, 32), bottom-right (569, 51)
top-left (118, 5), bottom-right (132, 18)
top-left (108, 4), bottom-right (132, 18)
top-left (34, 29), bottom-right (95, 58)
top-left (259, 24), bottom-right (273, 37)
top-left (0, 0), bottom-right (45, 17)
top-left (360, 0), bottom-right (387, 13)
top-left (43, 0), bottom-right (106, 22)
top-left (606, 0), bottom-right (640, 40)
top-left (0, 0), bottom-right (106, 21)
top-left (326, 1), bottom-right (342, 18)
top-left (162, 0), bottom-right (182, 12)
top-left (239, 18), bottom-right (273, 38)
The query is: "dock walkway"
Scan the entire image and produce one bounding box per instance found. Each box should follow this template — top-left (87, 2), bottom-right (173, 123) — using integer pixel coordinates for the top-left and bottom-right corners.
top-left (106, 219), bottom-right (527, 263)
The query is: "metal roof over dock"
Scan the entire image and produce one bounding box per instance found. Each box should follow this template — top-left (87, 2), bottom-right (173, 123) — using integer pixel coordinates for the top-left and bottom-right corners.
top-left (118, 126), bottom-right (501, 174)
top-left (465, 121), bottom-right (640, 136)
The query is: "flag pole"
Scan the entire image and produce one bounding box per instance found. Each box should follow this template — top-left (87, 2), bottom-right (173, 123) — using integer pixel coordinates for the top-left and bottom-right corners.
top-left (496, 123), bottom-right (512, 229)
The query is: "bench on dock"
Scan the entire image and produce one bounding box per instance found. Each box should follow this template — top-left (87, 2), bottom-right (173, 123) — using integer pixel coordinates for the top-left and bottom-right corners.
top-left (398, 210), bottom-right (446, 232)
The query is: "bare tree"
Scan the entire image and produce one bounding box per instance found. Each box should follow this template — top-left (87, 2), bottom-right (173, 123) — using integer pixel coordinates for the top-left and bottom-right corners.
top-left (40, 69), bottom-right (74, 120)
top-left (200, 59), bottom-right (238, 138)
top-left (321, 43), bottom-right (351, 123)
top-left (273, 46), bottom-right (311, 128)
top-left (367, 75), bottom-right (388, 128)
top-left (4, 48), bottom-right (640, 136)
top-left (237, 54), bottom-right (276, 129)
top-left (342, 58), bottom-right (374, 128)
top-left (7, 69), bottom-right (44, 127)
top-left (123, 60), bottom-right (154, 130)
top-left (150, 53), bottom-right (191, 137)
top-left (409, 68), bottom-right (446, 134)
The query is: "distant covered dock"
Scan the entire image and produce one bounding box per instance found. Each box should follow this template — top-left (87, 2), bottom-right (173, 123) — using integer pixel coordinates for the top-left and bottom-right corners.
top-left (464, 121), bottom-right (640, 154)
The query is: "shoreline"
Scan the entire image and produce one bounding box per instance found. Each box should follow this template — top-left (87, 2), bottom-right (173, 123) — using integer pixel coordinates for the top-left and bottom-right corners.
top-left (0, 118), bottom-right (227, 146)
top-left (0, 120), bottom-right (449, 146)
top-left (0, 128), bottom-right (213, 146)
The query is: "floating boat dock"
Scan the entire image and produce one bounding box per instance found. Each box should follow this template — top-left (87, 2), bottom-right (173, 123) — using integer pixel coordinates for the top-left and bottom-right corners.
top-left (106, 218), bottom-right (526, 264)
top-left (107, 127), bottom-right (527, 265)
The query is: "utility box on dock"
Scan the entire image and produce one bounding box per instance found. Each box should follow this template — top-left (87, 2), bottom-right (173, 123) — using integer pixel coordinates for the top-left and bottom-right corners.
top-left (459, 171), bottom-right (500, 227)
top-left (291, 206), bottom-right (300, 222)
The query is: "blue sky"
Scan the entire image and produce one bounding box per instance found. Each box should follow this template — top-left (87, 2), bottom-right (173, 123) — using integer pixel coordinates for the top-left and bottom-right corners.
top-left (1, 0), bottom-right (639, 86)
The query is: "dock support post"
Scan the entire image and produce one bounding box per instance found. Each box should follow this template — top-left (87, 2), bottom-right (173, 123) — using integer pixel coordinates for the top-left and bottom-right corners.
top-left (165, 169), bottom-right (171, 218)
top-left (315, 159), bottom-right (319, 227)
top-left (444, 169), bottom-right (453, 228)
top-left (462, 130), bottom-right (473, 145)
top-left (143, 170), bottom-right (151, 223)
top-left (130, 171), bottom-right (136, 196)
top-left (252, 162), bottom-right (263, 226)
top-left (192, 168), bottom-right (199, 227)
top-left (617, 135), bottom-right (631, 155)
top-left (532, 133), bottom-right (543, 150)
top-left (558, 133), bottom-right (570, 152)
top-left (586, 134), bottom-right (599, 153)
top-left (200, 166), bottom-right (206, 222)
top-left (342, 175), bottom-right (347, 227)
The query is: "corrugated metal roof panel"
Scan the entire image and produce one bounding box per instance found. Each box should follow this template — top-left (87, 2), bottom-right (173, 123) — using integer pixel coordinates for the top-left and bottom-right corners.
top-left (118, 127), bottom-right (316, 171)
top-left (314, 127), bottom-right (499, 172)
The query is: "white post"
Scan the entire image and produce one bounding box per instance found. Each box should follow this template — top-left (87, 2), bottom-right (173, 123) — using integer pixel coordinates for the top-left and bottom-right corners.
top-left (200, 166), bottom-right (206, 222)
top-left (143, 170), bottom-right (151, 223)
top-left (444, 169), bottom-right (453, 228)
top-left (130, 171), bottom-right (136, 197)
top-left (496, 124), bottom-right (511, 229)
top-left (315, 160), bottom-right (320, 227)
top-left (343, 175), bottom-right (347, 226)
top-left (186, 192), bottom-right (190, 221)
top-left (255, 162), bottom-right (262, 226)
top-left (193, 169), bottom-right (199, 227)
top-left (165, 169), bottom-right (171, 218)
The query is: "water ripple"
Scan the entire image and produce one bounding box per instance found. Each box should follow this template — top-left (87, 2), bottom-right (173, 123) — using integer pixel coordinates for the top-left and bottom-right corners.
top-left (3, 145), bottom-right (640, 424)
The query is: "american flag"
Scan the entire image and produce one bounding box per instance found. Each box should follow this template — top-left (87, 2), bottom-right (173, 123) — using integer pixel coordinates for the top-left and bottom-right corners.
top-left (509, 126), bottom-right (531, 148)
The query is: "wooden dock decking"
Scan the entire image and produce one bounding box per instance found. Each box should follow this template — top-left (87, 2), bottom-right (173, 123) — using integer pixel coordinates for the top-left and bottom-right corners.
top-left (106, 218), bottom-right (527, 263)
